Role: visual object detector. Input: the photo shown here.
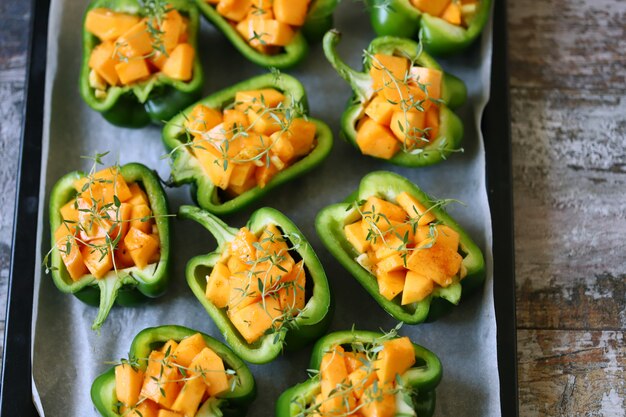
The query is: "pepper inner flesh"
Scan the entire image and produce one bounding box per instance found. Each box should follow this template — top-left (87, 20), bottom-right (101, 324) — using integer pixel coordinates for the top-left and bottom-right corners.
top-left (113, 333), bottom-right (235, 417)
top-left (180, 87), bottom-right (318, 198)
top-left (54, 166), bottom-right (161, 281)
top-left (205, 223), bottom-right (309, 344)
top-left (298, 336), bottom-right (418, 417)
top-left (411, 0), bottom-right (479, 27)
top-left (355, 52), bottom-right (444, 160)
top-left (343, 192), bottom-right (467, 305)
top-left (85, 6), bottom-right (195, 99)
top-left (207, 0), bottom-right (311, 55)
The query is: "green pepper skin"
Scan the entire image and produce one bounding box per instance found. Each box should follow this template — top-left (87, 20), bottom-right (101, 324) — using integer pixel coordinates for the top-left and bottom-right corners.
top-left (91, 325), bottom-right (256, 417)
top-left (80, 0), bottom-right (204, 128)
top-left (315, 171), bottom-right (485, 324)
top-left (366, 0), bottom-right (492, 56)
top-left (323, 30), bottom-right (466, 168)
top-left (276, 330), bottom-right (442, 417)
top-left (180, 205), bottom-right (333, 364)
top-left (194, 0), bottom-right (339, 69)
top-left (162, 73), bottom-right (333, 215)
top-left (49, 163), bottom-right (171, 330)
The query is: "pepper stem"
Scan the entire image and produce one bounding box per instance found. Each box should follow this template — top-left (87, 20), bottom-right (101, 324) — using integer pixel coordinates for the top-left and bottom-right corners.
top-left (92, 274), bottom-right (124, 330)
top-left (179, 205), bottom-right (237, 248)
top-left (323, 30), bottom-right (373, 102)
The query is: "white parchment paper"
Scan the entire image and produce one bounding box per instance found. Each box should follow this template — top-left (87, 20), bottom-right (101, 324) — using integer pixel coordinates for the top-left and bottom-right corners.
top-left (32, 1), bottom-right (498, 415)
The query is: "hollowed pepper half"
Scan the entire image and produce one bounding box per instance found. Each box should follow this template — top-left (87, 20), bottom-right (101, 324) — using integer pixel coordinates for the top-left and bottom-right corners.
top-left (162, 73), bottom-right (333, 215)
top-left (365, 0), bottom-right (492, 56)
top-left (180, 205), bottom-right (333, 364)
top-left (276, 329), bottom-right (442, 417)
top-left (194, 0), bottom-right (339, 69)
top-left (80, 0), bottom-right (204, 128)
top-left (91, 325), bottom-right (256, 417)
top-left (323, 31), bottom-right (467, 167)
top-left (49, 163), bottom-right (170, 330)
top-left (315, 171), bottom-right (485, 324)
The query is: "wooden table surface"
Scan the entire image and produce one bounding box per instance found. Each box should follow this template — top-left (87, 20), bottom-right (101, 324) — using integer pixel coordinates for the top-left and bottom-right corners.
top-left (0, 0), bottom-right (624, 415)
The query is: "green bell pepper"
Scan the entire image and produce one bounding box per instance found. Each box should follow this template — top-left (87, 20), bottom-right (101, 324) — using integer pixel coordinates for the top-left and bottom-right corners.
top-left (162, 72), bottom-right (333, 215)
top-left (91, 325), bottom-right (256, 417)
top-left (180, 204), bottom-right (333, 364)
top-left (194, 0), bottom-right (339, 69)
top-left (315, 171), bottom-right (485, 324)
top-left (80, 0), bottom-right (204, 128)
top-left (276, 329), bottom-right (442, 417)
top-left (366, 0), bottom-right (492, 56)
top-left (323, 30), bottom-right (466, 167)
top-left (48, 163), bottom-right (170, 330)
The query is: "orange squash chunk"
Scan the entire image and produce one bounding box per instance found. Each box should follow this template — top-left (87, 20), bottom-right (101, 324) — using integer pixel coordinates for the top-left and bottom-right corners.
top-left (377, 253), bottom-right (406, 274)
top-left (356, 118), bottom-right (400, 159)
top-left (116, 20), bottom-right (153, 59)
top-left (248, 0), bottom-right (274, 19)
top-left (273, 0), bottom-right (309, 26)
top-left (369, 53), bottom-right (410, 92)
top-left (344, 220), bottom-right (370, 253)
top-left (160, 9), bottom-right (184, 53)
top-left (402, 270), bottom-right (434, 304)
top-left (114, 238), bottom-right (135, 269)
top-left (320, 346), bottom-right (355, 415)
top-left (348, 368), bottom-right (378, 399)
top-left (189, 347), bottom-right (230, 396)
top-left (411, 0), bottom-right (451, 16)
top-left (235, 88), bottom-right (285, 113)
top-left (230, 227), bottom-right (258, 262)
top-left (186, 104), bottom-right (223, 135)
top-left (60, 199), bottom-right (79, 223)
top-left (162, 43), bottom-right (195, 81)
top-left (425, 106), bottom-right (440, 139)
top-left (141, 351), bottom-right (181, 409)
top-left (342, 351), bottom-right (367, 373)
top-left (390, 110), bottom-right (427, 147)
top-left (217, 0), bottom-right (251, 21)
top-left (126, 182), bottom-right (149, 206)
top-left (409, 67), bottom-right (443, 101)
top-left (406, 239), bottom-right (462, 287)
top-left (157, 410), bottom-right (183, 417)
top-left (248, 19), bottom-right (295, 47)
top-left (81, 239), bottom-right (113, 278)
top-left (115, 363), bottom-right (144, 406)
top-left (396, 191), bottom-right (435, 226)
top-left (124, 227), bottom-right (160, 269)
top-left (123, 400), bottom-right (159, 417)
top-left (115, 58), bottom-right (151, 85)
top-left (359, 382), bottom-right (397, 417)
top-left (89, 41), bottom-right (119, 86)
top-left (255, 163), bottom-right (279, 188)
top-left (55, 227), bottom-right (88, 281)
top-left (364, 94), bottom-right (396, 126)
top-left (375, 337), bottom-right (415, 383)
top-left (278, 263), bottom-right (306, 312)
top-left (377, 269), bottom-right (406, 301)
top-left (285, 118), bottom-right (316, 157)
top-left (206, 262), bottom-right (231, 308)
top-left (85, 8), bottom-right (140, 41)
top-left (441, 2), bottom-right (462, 25)
top-left (360, 196), bottom-right (407, 234)
top-left (172, 333), bottom-right (208, 368)
top-left (171, 376), bottom-right (206, 417)
top-left (130, 204), bottom-right (152, 234)
top-left (228, 297), bottom-right (282, 343)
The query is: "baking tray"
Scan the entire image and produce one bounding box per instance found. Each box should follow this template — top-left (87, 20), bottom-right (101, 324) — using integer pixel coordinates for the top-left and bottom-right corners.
top-left (1, 0), bottom-right (517, 415)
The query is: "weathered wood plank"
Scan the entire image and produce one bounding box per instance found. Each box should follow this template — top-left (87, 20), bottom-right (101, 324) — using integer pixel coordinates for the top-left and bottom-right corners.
top-left (508, 0), bottom-right (626, 90)
top-left (511, 87), bottom-right (626, 330)
top-left (518, 330), bottom-right (625, 416)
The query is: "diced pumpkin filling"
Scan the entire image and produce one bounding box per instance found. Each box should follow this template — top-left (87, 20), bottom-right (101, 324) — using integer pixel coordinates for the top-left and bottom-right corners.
top-left (115, 334), bottom-right (234, 417)
top-left (345, 193), bottom-right (467, 304)
top-left (54, 166), bottom-right (161, 281)
top-left (85, 6), bottom-right (194, 99)
top-left (309, 336), bottom-right (417, 417)
top-left (356, 53), bottom-right (443, 160)
top-left (207, 0), bottom-right (310, 54)
top-left (183, 88), bottom-right (317, 197)
top-left (204, 223), bottom-right (307, 344)
top-left (411, 0), bottom-right (479, 27)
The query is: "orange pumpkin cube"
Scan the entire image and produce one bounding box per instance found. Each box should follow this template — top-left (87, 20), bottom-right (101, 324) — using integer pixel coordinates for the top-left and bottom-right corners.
top-left (189, 347), bottom-right (230, 396)
top-left (115, 363), bottom-right (144, 406)
top-left (85, 8), bottom-right (140, 41)
top-left (356, 118), bottom-right (400, 159)
top-left (273, 0), bottom-right (309, 26)
top-left (115, 59), bottom-right (151, 85)
top-left (88, 41), bottom-right (119, 86)
top-left (162, 43), bottom-right (195, 81)
top-left (123, 227), bottom-right (160, 269)
top-left (116, 20), bottom-right (153, 59)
